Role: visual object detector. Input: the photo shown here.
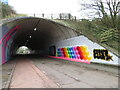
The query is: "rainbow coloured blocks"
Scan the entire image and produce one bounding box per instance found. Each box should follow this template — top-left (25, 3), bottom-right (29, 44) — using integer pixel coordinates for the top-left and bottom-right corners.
top-left (57, 46), bottom-right (92, 61)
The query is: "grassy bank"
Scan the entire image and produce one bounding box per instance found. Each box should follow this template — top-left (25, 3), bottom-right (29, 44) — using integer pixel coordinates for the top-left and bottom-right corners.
top-left (0, 14), bottom-right (27, 20)
top-left (54, 19), bottom-right (119, 57)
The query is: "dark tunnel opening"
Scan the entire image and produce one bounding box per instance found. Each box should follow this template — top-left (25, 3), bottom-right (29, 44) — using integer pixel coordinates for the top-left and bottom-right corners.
top-left (2, 17), bottom-right (77, 63)
top-left (10, 19), bottom-right (58, 58)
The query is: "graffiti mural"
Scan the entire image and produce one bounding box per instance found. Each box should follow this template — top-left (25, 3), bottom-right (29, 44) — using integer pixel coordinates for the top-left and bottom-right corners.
top-left (1, 25), bottom-right (20, 64)
top-left (93, 49), bottom-right (113, 61)
top-left (57, 45), bottom-right (92, 61)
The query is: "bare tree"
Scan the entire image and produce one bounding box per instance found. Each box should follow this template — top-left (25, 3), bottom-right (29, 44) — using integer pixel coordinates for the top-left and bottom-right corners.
top-left (80, 0), bottom-right (120, 28)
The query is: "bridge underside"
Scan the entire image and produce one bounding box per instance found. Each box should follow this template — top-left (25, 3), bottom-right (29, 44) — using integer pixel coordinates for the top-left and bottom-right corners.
top-left (1, 17), bottom-right (77, 64)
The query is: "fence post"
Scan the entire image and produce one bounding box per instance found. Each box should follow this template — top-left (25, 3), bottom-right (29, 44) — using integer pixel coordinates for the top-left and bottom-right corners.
top-left (51, 14), bottom-right (53, 19)
top-left (68, 13), bottom-right (71, 20)
top-left (59, 13), bottom-right (62, 20)
top-left (42, 13), bottom-right (44, 18)
top-left (74, 16), bottom-right (76, 21)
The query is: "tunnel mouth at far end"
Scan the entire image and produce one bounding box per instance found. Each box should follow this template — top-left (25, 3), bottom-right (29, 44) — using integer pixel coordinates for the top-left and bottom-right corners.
top-left (14, 45), bottom-right (49, 59)
top-left (16, 46), bottom-right (31, 55)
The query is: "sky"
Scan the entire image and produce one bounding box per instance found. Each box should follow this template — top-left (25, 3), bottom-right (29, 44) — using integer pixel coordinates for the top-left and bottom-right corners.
top-left (8, 0), bottom-right (93, 19)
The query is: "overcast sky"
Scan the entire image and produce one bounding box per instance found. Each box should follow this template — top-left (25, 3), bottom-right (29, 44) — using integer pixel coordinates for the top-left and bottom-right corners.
top-left (8, 0), bottom-right (94, 19)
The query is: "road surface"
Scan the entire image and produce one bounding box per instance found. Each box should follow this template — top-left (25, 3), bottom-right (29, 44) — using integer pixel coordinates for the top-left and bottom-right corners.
top-left (6, 57), bottom-right (118, 88)
top-left (10, 59), bottom-right (59, 88)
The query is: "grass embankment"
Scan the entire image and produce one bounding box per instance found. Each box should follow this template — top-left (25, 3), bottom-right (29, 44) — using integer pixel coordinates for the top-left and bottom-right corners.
top-left (54, 19), bottom-right (119, 57)
top-left (0, 14), bottom-right (27, 20)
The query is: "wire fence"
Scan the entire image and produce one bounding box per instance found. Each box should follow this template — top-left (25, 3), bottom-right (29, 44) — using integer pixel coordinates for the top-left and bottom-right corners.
top-left (27, 13), bottom-right (77, 21)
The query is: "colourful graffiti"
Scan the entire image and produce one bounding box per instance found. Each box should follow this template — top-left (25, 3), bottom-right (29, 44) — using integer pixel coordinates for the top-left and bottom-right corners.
top-left (49, 56), bottom-right (91, 64)
top-left (1, 25), bottom-right (20, 64)
top-left (93, 49), bottom-right (113, 61)
top-left (57, 45), bottom-right (92, 61)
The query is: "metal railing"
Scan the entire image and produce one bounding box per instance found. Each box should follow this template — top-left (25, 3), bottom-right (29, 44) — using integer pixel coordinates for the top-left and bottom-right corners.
top-left (27, 13), bottom-right (77, 20)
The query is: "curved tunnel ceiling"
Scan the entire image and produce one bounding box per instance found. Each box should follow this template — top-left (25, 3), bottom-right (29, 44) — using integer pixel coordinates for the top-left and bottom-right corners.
top-left (2, 17), bottom-right (78, 56)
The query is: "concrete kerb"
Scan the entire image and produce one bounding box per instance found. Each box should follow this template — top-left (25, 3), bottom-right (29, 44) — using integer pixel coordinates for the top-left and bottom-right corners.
top-left (3, 60), bottom-right (17, 89)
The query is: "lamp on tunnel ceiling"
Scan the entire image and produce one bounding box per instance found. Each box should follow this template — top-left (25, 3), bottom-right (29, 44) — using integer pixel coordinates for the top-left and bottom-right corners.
top-left (29, 36), bottom-right (32, 38)
top-left (34, 28), bottom-right (37, 31)
top-left (33, 19), bottom-right (41, 31)
top-left (24, 40), bottom-right (29, 45)
top-left (24, 19), bottom-right (41, 46)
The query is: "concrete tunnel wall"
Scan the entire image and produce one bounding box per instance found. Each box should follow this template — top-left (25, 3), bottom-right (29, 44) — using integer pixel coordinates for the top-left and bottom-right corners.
top-left (52, 36), bottom-right (119, 66)
top-left (0, 17), bottom-right (119, 66)
top-left (0, 17), bottom-right (78, 64)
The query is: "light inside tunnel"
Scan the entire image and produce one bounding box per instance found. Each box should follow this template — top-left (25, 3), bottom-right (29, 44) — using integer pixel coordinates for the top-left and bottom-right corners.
top-left (29, 36), bottom-right (32, 38)
top-left (34, 28), bottom-right (37, 31)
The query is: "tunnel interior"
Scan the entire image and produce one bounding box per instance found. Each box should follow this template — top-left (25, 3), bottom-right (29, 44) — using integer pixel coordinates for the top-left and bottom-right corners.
top-left (10, 18), bottom-right (58, 56)
top-left (2, 17), bottom-right (77, 63)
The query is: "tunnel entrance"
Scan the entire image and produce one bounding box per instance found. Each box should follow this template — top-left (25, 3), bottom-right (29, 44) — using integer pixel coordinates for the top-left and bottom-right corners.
top-left (1, 17), bottom-right (77, 64)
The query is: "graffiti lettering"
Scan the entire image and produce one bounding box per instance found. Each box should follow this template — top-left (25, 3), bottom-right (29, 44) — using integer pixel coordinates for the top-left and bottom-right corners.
top-left (93, 49), bottom-right (113, 61)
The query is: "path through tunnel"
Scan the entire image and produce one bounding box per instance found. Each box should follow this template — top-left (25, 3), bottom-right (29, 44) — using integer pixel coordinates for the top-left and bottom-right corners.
top-left (1, 17), bottom-right (78, 64)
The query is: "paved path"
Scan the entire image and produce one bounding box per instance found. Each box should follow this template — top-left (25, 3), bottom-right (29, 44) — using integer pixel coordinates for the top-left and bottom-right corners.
top-left (2, 60), bottom-right (15, 88)
top-left (9, 57), bottom-right (118, 88)
top-left (10, 59), bottom-right (59, 88)
top-left (32, 58), bottom-right (118, 88)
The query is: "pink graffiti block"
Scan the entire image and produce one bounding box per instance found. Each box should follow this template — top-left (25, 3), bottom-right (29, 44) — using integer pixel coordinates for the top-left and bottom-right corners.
top-left (49, 56), bottom-right (90, 64)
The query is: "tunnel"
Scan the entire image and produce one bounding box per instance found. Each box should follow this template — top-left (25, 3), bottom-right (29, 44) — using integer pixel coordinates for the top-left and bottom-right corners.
top-left (0, 17), bottom-right (78, 64)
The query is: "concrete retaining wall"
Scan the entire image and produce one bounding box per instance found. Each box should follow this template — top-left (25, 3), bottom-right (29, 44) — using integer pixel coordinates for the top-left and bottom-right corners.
top-left (53, 36), bottom-right (119, 66)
